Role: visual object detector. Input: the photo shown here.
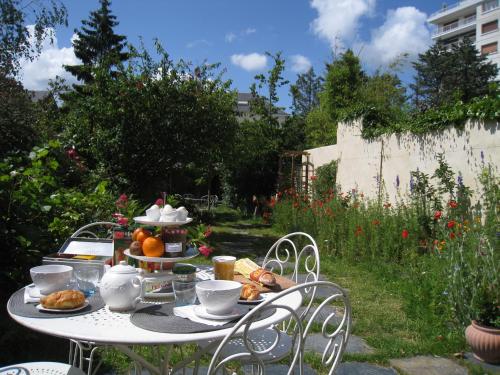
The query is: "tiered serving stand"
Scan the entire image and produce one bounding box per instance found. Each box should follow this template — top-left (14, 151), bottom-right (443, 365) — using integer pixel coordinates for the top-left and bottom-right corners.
top-left (124, 216), bottom-right (198, 298)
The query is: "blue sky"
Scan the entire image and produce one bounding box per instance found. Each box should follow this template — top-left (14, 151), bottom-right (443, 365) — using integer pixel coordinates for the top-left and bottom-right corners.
top-left (20, 0), bottom-right (440, 110)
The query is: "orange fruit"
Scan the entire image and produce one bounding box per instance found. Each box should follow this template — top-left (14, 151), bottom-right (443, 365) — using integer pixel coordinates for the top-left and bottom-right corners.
top-left (134, 228), bottom-right (152, 243)
top-left (142, 236), bottom-right (164, 257)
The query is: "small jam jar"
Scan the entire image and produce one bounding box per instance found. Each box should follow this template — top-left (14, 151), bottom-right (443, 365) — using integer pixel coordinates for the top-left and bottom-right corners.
top-left (163, 228), bottom-right (187, 258)
top-left (172, 263), bottom-right (197, 282)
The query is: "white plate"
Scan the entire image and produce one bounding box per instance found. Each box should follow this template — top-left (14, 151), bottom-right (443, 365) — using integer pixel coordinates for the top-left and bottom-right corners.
top-left (238, 294), bottom-right (266, 305)
top-left (123, 248), bottom-right (199, 263)
top-left (133, 216), bottom-right (193, 227)
top-left (36, 300), bottom-right (89, 312)
top-left (193, 304), bottom-right (248, 320)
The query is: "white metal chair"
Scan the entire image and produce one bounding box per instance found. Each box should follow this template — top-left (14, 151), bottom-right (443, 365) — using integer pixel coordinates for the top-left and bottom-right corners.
top-left (194, 233), bottom-right (321, 372)
top-left (70, 221), bottom-right (119, 239)
top-left (68, 222), bottom-right (118, 375)
top-left (0, 362), bottom-right (86, 375)
top-left (207, 281), bottom-right (352, 375)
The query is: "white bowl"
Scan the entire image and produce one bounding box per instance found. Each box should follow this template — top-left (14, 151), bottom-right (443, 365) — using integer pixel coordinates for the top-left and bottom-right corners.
top-left (30, 265), bottom-right (73, 295)
top-left (196, 280), bottom-right (242, 315)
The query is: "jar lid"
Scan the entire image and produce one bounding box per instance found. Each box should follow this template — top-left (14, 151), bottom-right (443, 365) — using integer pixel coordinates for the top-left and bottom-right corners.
top-left (172, 263), bottom-right (196, 275)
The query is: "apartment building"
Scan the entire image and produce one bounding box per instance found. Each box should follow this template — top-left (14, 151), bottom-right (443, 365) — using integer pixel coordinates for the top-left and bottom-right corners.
top-left (428, 0), bottom-right (499, 73)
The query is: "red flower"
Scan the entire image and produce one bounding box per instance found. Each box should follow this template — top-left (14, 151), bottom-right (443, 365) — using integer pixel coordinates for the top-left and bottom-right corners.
top-left (402, 229), bottom-right (409, 239)
top-left (383, 202), bottom-right (392, 209)
top-left (155, 198), bottom-right (164, 206)
top-left (354, 226), bottom-right (363, 236)
top-left (372, 219), bottom-right (381, 226)
top-left (310, 175), bottom-right (317, 181)
top-left (434, 211), bottom-right (442, 220)
top-left (118, 194), bottom-right (128, 202)
top-left (447, 220), bottom-right (456, 229)
top-left (293, 201), bottom-right (299, 208)
top-left (199, 245), bottom-right (213, 257)
top-left (269, 197), bottom-right (276, 208)
top-left (117, 217), bottom-right (128, 226)
top-left (449, 232), bottom-right (456, 239)
top-left (66, 148), bottom-right (77, 159)
top-left (448, 200), bottom-right (458, 209)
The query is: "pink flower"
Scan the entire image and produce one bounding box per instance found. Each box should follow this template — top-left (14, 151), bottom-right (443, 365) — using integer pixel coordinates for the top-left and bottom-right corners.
top-left (117, 217), bottom-right (128, 226)
top-left (118, 194), bottom-right (128, 202)
top-left (155, 198), bottom-right (164, 206)
top-left (112, 213), bottom-right (124, 218)
top-left (199, 245), bottom-right (213, 257)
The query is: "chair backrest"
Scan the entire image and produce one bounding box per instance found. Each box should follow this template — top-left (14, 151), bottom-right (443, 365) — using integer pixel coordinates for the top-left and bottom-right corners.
top-left (70, 222), bottom-right (119, 239)
top-left (262, 232), bottom-right (320, 285)
top-left (207, 281), bottom-right (352, 375)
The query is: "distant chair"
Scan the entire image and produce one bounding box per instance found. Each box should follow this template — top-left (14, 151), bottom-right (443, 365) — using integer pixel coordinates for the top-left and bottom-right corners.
top-left (207, 281), bottom-right (352, 375)
top-left (0, 362), bottom-right (86, 375)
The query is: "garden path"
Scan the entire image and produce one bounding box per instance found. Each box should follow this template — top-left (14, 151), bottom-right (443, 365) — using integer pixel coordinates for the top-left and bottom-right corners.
top-left (209, 212), bottom-right (493, 375)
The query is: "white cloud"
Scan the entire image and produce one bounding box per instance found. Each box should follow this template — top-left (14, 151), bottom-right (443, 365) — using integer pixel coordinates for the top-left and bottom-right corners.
top-left (225, 32), bottom-right (237, 43)
top-left (243, 27), bottom-right (256, 35)
top-left (186, 39), bottom-right (211, 49)
top-left (290, 55), bottom-right (312, 73)
top-left (361, 7), bottom-right (431, 66)
top-left (231, 53), bottom-right (267, 71)
top-left (19, 25), bottom-right (79, 90)
top-left (310, 0), bottom-right (375, 48)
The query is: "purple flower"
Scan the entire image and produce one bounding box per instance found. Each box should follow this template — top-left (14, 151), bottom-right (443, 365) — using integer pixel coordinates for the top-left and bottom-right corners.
top-left (457, 175), bottom-right (463, 186)
top-left (480, 150), bottom-right (484, 162)
top-left (396, 175), bottom-right (400, 188)
top-left (410, 175), bottom-right (414, 193)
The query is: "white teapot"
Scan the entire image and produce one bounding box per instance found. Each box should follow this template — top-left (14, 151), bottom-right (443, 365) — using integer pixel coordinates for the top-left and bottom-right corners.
top-left (100, 261), bottom-right (144, 311)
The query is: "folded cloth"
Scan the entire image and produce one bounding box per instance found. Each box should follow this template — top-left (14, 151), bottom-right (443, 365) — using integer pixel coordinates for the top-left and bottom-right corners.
top-left (24, 284), bottom-right (42, 304)
top-left (196, 270), bottom-right (213, 281)
top-left (173, 305), bottom-right (231, 326)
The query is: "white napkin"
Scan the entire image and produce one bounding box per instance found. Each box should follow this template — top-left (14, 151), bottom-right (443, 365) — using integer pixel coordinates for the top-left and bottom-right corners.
top-left (24, 284), bottom-right (42, 303)
top-left (173, 305), bottom-right (231, 326)
top-left (196, 270), bottom-right (213, 281)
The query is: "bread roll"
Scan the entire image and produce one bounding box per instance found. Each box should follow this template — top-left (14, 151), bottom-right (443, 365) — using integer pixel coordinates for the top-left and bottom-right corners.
top-left (40, 290), bottom-right (85, 309)
top-left (240, 284), bottom-right (260, 300)
top-left (249, 269), bottom-right (276, 286)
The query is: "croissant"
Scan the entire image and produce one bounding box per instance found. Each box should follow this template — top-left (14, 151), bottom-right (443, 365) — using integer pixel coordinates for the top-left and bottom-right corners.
top-left (240, 284), bottom-right (260, 300)
top-left (249, 269), bottom-right (276, 286)
top-left (40, 290), bottom-right (85, 309)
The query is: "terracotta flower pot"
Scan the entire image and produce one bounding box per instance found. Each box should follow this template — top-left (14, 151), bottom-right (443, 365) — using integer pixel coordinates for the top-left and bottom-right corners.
top-left (465, 320), bottom-right (500, 364)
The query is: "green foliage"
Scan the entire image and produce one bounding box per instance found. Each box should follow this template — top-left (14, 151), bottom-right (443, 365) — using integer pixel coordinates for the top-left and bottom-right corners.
top-left (411, 39), bottom-right (498, 111)
top-left (290, 67), bottom-right (323, 116)
top-left (322, 49), bottom-right (364, 122)
top-left (0, 75), bottom-right (37, 157)
top-left (0, 0), bottom-right (67, 76)
top-left (312, 160), bottom-right (337, 199)
top-left (64, 0), bottom-right (128, 85)
top-left (60, 42), bottom-right (237, 200)
top-left (304, 104), bottom-right (337, 147)
top-left (0, 141), bottom-right (119, 291)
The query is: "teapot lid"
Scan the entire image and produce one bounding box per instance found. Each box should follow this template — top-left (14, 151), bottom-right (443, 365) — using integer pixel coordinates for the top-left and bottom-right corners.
top-left (109, 260), bottom-right (138, 274)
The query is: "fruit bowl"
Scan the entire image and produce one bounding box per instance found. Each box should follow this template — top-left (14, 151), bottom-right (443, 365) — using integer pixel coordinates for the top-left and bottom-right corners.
top-left (123, 248), bottom-right (199, 263)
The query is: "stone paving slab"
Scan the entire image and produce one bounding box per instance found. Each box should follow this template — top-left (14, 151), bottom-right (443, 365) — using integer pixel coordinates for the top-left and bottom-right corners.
top-left (463, 352), bottom-right (500, 374)
top-left (305, 333), bottom-right (375, 355)
top-left (336, 362), bottom-right (398, 375)
top-left (389, 356), bottom-right (468, 375)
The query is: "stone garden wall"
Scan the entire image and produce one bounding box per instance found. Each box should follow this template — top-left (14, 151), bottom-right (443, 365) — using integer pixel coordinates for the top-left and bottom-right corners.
top-left (304, 119), bottom-right (500, 203)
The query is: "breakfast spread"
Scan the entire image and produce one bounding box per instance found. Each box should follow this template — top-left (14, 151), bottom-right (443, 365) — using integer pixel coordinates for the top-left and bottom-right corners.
top-left (234, 258), bottom-right (276, 286)
top-left (40, 290), bottom-right (85, 309)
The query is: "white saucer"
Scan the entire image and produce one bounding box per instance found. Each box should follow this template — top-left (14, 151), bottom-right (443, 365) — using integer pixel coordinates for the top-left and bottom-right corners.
top-left (193, 304), bottom-right (247, 320)
top-left (133, 216), bottom-right (193, 226)
top-left (238, 294), bottom-right (266, 305)
top-left (36, 300), bottom-right (89, 312)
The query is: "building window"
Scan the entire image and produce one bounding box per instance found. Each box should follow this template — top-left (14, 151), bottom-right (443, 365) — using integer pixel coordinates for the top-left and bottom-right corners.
top-left (481, 42), bottom-right (498, 55)
top-left (483, 0), bottom-right (499, 12)
top-left (482, 20), bottom-right (498, 34)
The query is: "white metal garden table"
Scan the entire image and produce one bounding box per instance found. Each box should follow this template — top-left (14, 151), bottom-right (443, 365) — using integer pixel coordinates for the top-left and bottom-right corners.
top-left (7, 271), bottom-right (302, 375)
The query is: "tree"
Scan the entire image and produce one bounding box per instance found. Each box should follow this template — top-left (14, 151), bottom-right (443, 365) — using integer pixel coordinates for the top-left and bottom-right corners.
top-left (322, 49), bottom-right (365, 122)
top-left (411, 38), bottom-right (498, 111)
top-left (250, 51), bottom-right (289, 127)
top-left (0, 0), bottom-right (67, 77)
top-left (64, 0), bottom-right (128, 85)
top-left (290, 67), bottom-right (323, 116)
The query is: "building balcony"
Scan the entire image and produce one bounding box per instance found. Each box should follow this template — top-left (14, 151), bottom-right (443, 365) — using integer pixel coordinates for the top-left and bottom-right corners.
top-left (432, 15), bottom-right (477, 39)
top-left (428, 0), bottom-right (481, 23)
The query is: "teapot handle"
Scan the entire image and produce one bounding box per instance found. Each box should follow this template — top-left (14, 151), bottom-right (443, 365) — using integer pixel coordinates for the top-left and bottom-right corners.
top-left (131, 273), bottom-right (144, 304)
